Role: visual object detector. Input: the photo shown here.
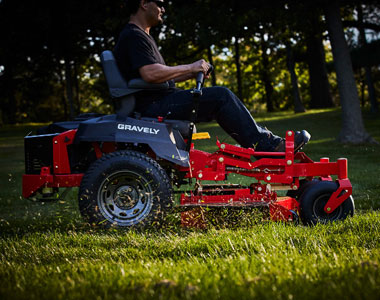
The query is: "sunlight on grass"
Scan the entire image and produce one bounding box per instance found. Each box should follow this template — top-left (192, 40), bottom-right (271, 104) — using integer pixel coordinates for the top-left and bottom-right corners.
top-left (252, 108), bottom-right (339, 122)
top-left (308, 138), bottom-right (335, 144)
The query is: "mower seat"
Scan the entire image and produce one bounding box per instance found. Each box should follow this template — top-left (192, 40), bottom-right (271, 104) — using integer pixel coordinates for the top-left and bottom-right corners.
top-left (100, 50), bottom-right (195, 138)
top-left (100, 50), bottom-right (169, 117)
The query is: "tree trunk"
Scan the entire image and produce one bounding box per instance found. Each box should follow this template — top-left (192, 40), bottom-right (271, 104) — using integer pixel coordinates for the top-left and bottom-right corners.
top-left (286, 42), bottom-right (306, 113)
top-left (259, 34), bottom-right (274, 112)
top-left (364, 66), bottom-right (377, 113)
top-left (305, 13), bottom-right (334, 108)
top-left (74, 61), bottom-right (81, 115)
top-left (58, 69), bottom-right (68, 120)
top-left (358, 4), bottom-right (378, 113)
top-left (64, 58), bottom-right (75, 120)
top-left (207, 46), bottom-right (217, 87)
top-left (262, 58), bottom-right (274, 112)
top-left (234, 37), bottom-right (243, 101)
top-left (1, 62), bottom-right (17, 124)
top-left (360, 70), bottom-right (365, 107)
top-left (324, 0), bottom-right (374, 143)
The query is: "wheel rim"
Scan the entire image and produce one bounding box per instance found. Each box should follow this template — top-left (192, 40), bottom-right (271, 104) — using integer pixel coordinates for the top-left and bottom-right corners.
top-left (97, 170), bottom-right (154, 226)
top-left (312, 193), bottom-right (343, 223)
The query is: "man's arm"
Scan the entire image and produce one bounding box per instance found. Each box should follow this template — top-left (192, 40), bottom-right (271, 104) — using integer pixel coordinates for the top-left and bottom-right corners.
top-left (173, 73), bottom-right (195, 83)
top-left (139, 59), bottom-right (209, 83)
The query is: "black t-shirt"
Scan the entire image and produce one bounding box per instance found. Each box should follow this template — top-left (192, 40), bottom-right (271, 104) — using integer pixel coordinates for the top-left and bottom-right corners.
top-left (114, 23), bottom-right (176, 111)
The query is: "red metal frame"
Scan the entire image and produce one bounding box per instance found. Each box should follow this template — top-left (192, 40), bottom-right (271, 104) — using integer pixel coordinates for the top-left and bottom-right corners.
top-left (181, 131), bottom-right (349, 183)
top-left (269, 197), bottom-right (299, 221)
top-left (22, 129), bottom-right (352, 224)
top-left (22, 167), bottom-right (83, 198)
top-left (22, 130), bottom-right (82, 198)
top-left (180, 130), bottom-right (352, 223)
top-left (324, 178), bottom-right (352, 213)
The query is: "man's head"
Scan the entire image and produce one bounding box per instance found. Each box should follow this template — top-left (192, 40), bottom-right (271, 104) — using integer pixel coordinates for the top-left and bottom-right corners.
top-left (125, 0), bottom-right (165, 26)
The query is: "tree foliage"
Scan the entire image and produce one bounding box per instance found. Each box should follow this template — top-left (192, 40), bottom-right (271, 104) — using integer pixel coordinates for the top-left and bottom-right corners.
top-left (0, 0), bottom-right (379, 142)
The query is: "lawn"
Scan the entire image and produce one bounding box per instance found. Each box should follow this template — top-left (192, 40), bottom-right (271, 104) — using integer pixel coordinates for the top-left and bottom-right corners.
top-left (0, 108), bottom-right (380, 300)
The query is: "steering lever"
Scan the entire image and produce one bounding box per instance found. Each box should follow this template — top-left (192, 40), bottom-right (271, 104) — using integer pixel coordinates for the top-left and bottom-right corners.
top-left (193, 64), bottom-right (214, 96)
top-left (187, 64), bottom-right (214, 152)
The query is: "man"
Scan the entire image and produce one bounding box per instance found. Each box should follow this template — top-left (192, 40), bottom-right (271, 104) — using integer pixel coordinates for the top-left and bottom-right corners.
top-left (113, 0), bottom-right (310, 152)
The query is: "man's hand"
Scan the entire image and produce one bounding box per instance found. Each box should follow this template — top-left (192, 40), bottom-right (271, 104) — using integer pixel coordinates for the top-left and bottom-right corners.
top-left (190, 59), bottom-right (210, 75)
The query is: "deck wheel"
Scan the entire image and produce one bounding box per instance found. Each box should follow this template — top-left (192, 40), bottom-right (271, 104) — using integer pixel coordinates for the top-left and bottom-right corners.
top-left (299, 181), bottom-right (354, 225)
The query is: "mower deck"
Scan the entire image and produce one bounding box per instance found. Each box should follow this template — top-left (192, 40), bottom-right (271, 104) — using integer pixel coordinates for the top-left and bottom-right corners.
top-left (177, 130), bottom-right (351, 225)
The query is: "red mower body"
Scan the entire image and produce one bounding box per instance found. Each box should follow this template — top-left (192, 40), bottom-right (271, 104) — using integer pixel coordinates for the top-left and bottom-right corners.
top-left (22, 128), bottom-right (352, 226)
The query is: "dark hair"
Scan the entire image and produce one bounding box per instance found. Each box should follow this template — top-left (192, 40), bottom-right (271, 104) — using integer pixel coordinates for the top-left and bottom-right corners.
top-left (125, 0), bottom-right (142, 15)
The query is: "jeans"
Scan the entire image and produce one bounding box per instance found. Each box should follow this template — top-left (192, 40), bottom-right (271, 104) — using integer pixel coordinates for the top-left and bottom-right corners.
top-left (141, 86), bottom-right (282, 151)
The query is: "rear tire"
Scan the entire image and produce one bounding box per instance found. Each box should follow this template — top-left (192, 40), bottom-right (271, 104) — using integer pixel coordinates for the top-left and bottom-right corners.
top-left (78, 151), bottom-right (173, 229)
top-left (299, 181), bottom-right (354, 226)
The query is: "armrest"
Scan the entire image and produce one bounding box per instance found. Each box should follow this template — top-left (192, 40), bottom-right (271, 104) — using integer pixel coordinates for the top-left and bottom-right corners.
top-left (128, 78), bottom-right (169, 90)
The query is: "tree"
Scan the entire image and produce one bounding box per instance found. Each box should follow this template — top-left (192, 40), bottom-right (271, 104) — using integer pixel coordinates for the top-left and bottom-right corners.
top-left (0, 0), bottom-right (379, 128)
top-left (286, 42), bottom-right (306, 113)
top-left (357, 3), bottom-right (378, 113)
top-left (323, 0), bottom-right (375, 143)
top-left (303, 5), bottom-right (334, 108)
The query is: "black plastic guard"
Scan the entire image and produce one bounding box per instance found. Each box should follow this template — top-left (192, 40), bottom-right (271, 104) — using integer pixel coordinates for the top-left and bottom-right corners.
top-left (74, 114), bottom-right (189, 167)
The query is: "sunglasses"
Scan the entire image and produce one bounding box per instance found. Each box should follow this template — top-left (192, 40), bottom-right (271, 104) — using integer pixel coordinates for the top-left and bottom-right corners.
top-left (148, 0), bottom-right (165, 9)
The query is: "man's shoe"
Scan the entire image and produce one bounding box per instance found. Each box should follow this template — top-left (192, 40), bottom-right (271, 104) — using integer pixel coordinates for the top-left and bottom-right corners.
top-left (274, 130), bottom-right (311, 152)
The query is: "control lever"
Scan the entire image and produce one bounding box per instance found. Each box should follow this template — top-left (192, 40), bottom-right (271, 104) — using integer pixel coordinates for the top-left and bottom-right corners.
top-left (193, 72), bottom-right (204, 96)
top-left (193, 64), bottom-right (214, 96)
top-left (187, 64), bottom-right (214, 152)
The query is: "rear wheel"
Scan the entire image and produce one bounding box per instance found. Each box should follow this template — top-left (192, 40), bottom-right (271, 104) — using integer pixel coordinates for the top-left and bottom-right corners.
top-left (299, 181), bottom-right (354, 225)
top-left (78, 151), bottom-right (173, 229)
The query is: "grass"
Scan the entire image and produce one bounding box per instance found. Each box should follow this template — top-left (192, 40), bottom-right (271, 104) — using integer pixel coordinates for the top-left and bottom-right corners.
top-left (0, 108), bottom-right (380, 299)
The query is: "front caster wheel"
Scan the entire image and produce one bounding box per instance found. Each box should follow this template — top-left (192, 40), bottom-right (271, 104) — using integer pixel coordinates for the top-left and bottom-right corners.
top-left (78, 151), bottom-right (173, 229)
top-left (299, 181), bottom-right (354, 226)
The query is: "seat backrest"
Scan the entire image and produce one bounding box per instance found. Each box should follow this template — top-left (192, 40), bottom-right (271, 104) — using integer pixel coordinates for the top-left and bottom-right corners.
top-left (100, 50), bottom-right (139, 117)
top-left (100, 50), bottom-right (170, 117)
top-left (100, 50), bottom-right (141, 99)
